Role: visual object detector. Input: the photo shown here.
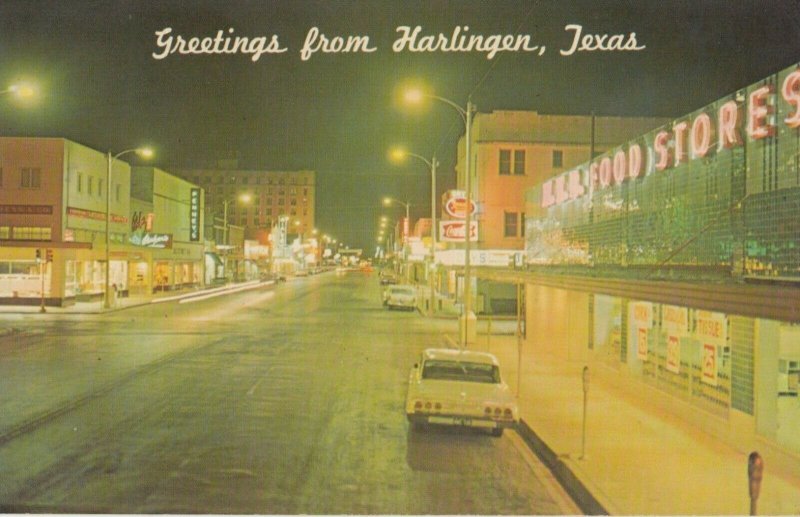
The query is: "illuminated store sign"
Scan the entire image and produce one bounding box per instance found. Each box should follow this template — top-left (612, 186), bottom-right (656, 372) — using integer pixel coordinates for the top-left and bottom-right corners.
top-left (443, 190), bottom-right (477, 219)
top-left (129, 232), bottom-right (173, 248)
top-left (542, 68), bottom-right (800, 208)
top-left (439, 220), bottom-right (478, 242)
top-left (190, 188), bottom-right (201, 241)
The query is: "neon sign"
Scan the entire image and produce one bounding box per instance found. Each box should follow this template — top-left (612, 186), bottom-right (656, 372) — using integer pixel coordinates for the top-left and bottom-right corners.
top-left (542, 68), bottom-right (800, 208)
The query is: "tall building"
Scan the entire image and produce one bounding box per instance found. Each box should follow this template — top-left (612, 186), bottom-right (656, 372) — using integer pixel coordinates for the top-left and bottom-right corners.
top-left (455, 110), bottom-right (669, 250)
top-left (171, 164), bottom-right (316, 246)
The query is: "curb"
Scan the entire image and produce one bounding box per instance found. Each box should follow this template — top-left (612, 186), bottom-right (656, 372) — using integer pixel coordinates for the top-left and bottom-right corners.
top-left (516, 419), bottom-right (609, 515)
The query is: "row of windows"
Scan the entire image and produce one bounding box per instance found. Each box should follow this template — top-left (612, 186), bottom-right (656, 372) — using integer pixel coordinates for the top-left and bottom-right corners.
top-left (206, 186), bottom-right (311, 196)
top-left (0, 168), bottom-right (42, 189)
top-left (497, 149), bottom-right (565, 175)
top-left (0, 226), bottom-right (52, 241)
top-left (75, 172), bottom-right (121, 201)
top-left (213, 198), bottom-right (309, 210)
top-left (503, 212), bottom-right (526, 238)
top-left (230, 206), bottom-right (310, 219)
top-left (193, 175), bottom-right (312, 186)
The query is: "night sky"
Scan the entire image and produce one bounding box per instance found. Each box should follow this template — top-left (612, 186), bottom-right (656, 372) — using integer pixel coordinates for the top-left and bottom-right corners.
top-left (1, 0), bottom-right (799, 250)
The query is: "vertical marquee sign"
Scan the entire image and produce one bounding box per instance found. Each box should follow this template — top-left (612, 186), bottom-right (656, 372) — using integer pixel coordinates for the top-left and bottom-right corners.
top-left (190, 188), bottom-right (200, 242)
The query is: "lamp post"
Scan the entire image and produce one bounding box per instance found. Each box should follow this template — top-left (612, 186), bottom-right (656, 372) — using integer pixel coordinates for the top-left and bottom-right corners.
top-left (105, 147), bottom-right (153, 309)
top-left (403, 88), bottom-right (475, 347)
top-left (221, 193), bottom-right (252, 281)
top-left (383, 197), bottom-right (412, 282)
top-left (390, 147), bottom-right (439, 314)
top-left (383, 197), bottom-right (411, 240)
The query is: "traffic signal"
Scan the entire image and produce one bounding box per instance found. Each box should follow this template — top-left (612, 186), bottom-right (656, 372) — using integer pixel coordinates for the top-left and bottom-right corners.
top-left (35, 249), bottom-right (41, 261)
top-left (46, 249), bottom-right (53, 262)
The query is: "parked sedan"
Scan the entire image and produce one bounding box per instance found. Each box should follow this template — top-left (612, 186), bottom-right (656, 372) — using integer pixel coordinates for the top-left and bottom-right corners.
top-left (383, 285), bottom-right (416, 310)
top-left (405, 348), bottom-right (519, 437)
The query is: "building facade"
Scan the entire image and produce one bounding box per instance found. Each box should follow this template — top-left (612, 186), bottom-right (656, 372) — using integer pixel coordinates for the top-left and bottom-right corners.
top-left (171, 164), bottom-right (316, 246)
top-left (522, 63), bottom-right (800, 457)
top-left (0, 137), bottom-right (204, 306)
top-left (130, 166), bottom-right (206, 293)
top-left (455, 110), bottom-right (669, 251)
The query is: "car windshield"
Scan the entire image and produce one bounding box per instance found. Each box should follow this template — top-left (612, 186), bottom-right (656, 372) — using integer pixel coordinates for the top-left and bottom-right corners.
top-left (421, 360), bottom-right (500, 384)
top-left (392, 288), bottom-right (414, 295)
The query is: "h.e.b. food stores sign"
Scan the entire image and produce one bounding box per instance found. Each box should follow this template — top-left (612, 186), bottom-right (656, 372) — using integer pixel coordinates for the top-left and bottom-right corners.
top-left (541, 66), bottom-right (800, 208)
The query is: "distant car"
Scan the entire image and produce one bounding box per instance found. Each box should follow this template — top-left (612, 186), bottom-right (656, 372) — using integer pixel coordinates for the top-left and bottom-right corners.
top-left (379, 272), bottom-right (398, 285)
top-left (383, 285), bottom-right (416, 310)
top-left (405, 348), bottom-right (519, 437)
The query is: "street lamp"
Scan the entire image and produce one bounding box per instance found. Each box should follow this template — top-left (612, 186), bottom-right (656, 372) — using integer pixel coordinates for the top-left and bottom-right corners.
top-left (390, 145), bottom-right (440, 314)
top-left (383, 196), bottom-right (411, 237)
top-left (1, 81), bottom-right (38, 101)
top-left (403, 86), bottom-right (475, 347)
top-left (221, 193), bottom-right (253, 281)
top-left (104, 147), bottom-right (153, 309)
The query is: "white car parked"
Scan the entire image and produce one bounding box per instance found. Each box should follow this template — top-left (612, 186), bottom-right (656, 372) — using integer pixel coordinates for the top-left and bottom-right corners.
top-left (383, 285), bottom-right (416, 310)
top-left (405, 348), bottom-right (519, 437)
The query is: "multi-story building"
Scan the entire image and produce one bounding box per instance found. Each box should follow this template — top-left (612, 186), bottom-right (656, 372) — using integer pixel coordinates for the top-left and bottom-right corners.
top-left (0, 137), bottom-right (204, 306)
top-left (447, 111), bottom-right (669, 313)
top-left (171, 163), bottom-right (316, 246)
top-left (455, 110), bottom-right (670, 251)
top-left (521, 63), bottom-right (800, 459)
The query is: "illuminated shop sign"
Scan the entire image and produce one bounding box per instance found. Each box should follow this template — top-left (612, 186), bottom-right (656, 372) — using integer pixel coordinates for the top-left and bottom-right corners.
top-left (67, 206), bottom-right (128, 223)
top-left (541, 67), bottom-right (800, 208)
top-left (443, 190), bottom-right (477, 219)
top-left (129, 232), bottom-right (173, 248)
top-left (190, 188), bottom-right (200, 241)
top-left (439, 220), bottom-right (478, 242)
top-left (131, 211), bottom-right (154, 232)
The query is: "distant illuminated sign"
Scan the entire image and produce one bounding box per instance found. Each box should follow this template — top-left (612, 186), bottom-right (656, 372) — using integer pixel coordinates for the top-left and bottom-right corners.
top-left (190, 188), bottom-right (201, 241)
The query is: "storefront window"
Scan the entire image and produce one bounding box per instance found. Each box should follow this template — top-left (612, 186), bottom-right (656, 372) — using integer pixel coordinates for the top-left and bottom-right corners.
top-left (64, 260), bottom-right (76, 297)
top-left (0, 261), bottom-right (48, 297)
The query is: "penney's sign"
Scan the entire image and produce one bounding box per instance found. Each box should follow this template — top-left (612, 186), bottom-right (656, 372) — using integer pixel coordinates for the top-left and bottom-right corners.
top-left (542, 66), bottom-right (800, 208)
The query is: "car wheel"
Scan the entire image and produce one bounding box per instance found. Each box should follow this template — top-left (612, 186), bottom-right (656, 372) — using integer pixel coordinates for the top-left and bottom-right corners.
top-left (491, 428), bottom-right (504, 437)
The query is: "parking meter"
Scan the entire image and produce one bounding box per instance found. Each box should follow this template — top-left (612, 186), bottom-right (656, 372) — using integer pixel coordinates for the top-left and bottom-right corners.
top-left (748, 451), bottom-right (764, 515)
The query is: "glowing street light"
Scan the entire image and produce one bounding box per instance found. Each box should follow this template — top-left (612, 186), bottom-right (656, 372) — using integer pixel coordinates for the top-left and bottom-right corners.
top-left (390, 144), bottom-right (440, 316)
top-left (105, 147), bottom-right (153, 309)
top-left (401, 84), bottom-right (475, 347)
top-left (2, 81), bottom-right (39, 102)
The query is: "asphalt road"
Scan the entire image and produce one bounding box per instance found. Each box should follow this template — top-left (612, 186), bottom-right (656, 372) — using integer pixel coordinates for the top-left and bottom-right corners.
top-left (0, 271), bottom-right (576, 514)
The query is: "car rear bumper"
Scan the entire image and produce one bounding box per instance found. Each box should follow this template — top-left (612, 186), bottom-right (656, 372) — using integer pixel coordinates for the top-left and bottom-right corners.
top-left (406, 412), bottom-right (517, 429)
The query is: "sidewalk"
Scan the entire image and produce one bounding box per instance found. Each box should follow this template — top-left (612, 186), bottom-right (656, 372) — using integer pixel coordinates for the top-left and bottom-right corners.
top-left (456, 331), bottom-right (800, 515)
top-left (0, 280), bottom-right (271, 316)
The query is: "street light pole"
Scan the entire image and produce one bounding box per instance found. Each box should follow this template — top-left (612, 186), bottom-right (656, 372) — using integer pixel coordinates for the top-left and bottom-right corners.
top-left (105, 148), bottom-right (152, 309)
top-left (394, 150), bottom-right (439, 315)
top-left (463, 98), bottom-right (474, 348)
top-left (402, 89), bottom-right (474, 347)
